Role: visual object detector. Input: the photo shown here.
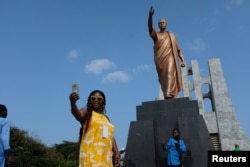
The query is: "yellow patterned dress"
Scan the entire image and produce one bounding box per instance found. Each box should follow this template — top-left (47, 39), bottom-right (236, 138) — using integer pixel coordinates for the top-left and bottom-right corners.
top-left (79, 111), bottom-right (115, 167)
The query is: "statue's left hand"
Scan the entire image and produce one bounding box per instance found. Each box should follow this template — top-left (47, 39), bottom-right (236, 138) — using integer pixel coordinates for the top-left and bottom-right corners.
top-left (149, 6), bottom-right (154, 16)
top-left (181, 62), bottom-right (186, 67)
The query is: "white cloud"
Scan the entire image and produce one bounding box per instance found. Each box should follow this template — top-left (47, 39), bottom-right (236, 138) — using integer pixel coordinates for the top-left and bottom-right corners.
top-left (187, 38), bottom-right (207, 52)
top-left (102, 71), bottom-right (130, 83)
top-left (67, 50), bottom-right (79, 63)
top-left (226, 0), bottom-right (244, 8)
top-left (132, 64), bottom-right (152, 74)
top-left (85, 59), bottom-right (115, 75)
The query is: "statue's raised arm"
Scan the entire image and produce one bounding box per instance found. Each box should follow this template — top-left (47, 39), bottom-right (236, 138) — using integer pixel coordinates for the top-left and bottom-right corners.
top-left (148, 6), bottom-right (154, 35)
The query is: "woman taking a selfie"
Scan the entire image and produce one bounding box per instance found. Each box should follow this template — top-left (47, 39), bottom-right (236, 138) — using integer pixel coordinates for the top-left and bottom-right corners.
top-left (69, 89), bottom-right (120, 167)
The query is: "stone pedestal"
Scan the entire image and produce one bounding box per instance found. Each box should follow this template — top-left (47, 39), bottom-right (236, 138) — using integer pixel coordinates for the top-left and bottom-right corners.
top-left (124, 98), bottom-right (214, 167)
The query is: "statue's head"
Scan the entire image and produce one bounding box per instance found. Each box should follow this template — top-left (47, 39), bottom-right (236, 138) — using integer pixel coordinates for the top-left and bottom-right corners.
top-left (158, 19), bottom-right (167, 30)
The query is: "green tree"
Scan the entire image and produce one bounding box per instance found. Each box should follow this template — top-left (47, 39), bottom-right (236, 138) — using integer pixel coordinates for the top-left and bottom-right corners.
top-left (9, 126), bottom-right (78, 167)
top-left (52, 141), bottom-right (79, 167)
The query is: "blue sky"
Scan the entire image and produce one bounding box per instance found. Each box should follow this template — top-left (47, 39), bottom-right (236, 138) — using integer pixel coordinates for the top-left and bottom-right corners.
top-left (0, 0), bottom-right (249, 149)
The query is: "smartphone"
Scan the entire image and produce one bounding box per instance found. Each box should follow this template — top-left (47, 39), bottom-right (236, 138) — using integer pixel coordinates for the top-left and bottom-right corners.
top-left (72, 84), bottom-right (79, 94)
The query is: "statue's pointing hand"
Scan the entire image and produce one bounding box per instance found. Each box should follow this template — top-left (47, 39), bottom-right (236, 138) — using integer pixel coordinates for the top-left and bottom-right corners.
top-left (149, 6), bottom-right (154, 16)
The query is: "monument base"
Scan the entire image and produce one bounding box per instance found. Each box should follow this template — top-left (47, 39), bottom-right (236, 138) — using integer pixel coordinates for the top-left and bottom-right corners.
top-left (124, 97), bottom-right (214, 167)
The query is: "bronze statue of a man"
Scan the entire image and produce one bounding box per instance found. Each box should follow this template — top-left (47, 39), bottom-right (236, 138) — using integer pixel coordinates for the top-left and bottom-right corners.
top-left (148, 6), bottom-right (186, 99)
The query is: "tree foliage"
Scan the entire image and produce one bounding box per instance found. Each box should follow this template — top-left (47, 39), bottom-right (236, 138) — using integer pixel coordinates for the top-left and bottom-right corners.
top-left (52, 141), bottom-right (79, 166)
top-left (9, 126), bottom-right (78, 167)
